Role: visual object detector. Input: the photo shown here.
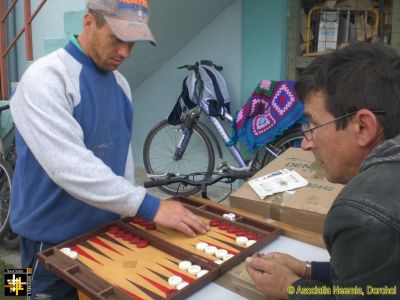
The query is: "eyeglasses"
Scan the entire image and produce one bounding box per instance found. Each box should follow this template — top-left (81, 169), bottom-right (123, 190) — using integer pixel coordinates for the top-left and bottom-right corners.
top-left (301, 110), bottom-right (385, 141)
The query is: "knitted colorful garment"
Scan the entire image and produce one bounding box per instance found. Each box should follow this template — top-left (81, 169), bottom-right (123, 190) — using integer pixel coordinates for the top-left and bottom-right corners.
top-left (231, 80), bottom-right (304, 152)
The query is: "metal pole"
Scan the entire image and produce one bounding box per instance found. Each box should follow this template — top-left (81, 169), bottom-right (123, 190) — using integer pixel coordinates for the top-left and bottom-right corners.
top-left (6, 0), bottom-right (17, 85)
top-left (0, 1), bottom-right (9, 99)
top-left (29, 0), bottom-right (47, 24)
top-left (1, 0), bottom-right (18, 23)
top-left (24, 0), bottom-right (33, 61)
top-left (345, 10), bottom-right (350, 43)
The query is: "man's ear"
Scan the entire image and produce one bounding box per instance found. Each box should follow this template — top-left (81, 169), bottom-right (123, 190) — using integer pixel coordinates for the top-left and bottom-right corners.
top-left (82, 12), bottom-right (95, 32)
top-left (354, 109), bottom-right (382, 147)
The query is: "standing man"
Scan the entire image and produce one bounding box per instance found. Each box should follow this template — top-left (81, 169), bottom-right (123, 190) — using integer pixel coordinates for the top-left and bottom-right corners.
top-left (246, 42), bottom-right (400, 299)
top-left (10, 1), bottom-right (208, 299)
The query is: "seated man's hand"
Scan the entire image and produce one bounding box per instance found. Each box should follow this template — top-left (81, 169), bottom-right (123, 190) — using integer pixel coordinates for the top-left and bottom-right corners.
top-left (153, 200), bottom-right (210, 237)
top-left (260, 252), bottom-right (308, 278)
top-left (245, 255), bottom-right (300, 299)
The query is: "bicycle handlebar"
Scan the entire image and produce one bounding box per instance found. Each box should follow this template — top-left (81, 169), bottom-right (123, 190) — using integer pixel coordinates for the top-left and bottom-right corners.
top-left (177, 60), bottom-right (223, 71)
top-left (144, 169), bottom-right (256, 189)
top-left (0, 104), bottom-right (10, 112)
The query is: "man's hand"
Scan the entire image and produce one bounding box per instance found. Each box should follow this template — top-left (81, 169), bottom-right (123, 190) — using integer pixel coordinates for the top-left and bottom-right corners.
top-left (245, 255), bottom-right (300, 299)
top-left (153, 200), bottom-right (210, 237)
top-left (261, 252), bottom-right (308, 278)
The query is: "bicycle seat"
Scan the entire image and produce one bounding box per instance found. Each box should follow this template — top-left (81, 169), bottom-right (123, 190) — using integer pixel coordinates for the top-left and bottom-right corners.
top-left (232, 80), bottom-right (305, 152)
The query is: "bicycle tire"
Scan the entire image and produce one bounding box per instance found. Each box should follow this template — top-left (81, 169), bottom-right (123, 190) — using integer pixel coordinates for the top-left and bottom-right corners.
top-left (262, 131), bottom-right (304, 166)
top-left (143, 119), bottom-right (215, 196)
top-left (1, 228), bottom-right (19, 250)
top-left (0, 157), bottom-right (13, 239)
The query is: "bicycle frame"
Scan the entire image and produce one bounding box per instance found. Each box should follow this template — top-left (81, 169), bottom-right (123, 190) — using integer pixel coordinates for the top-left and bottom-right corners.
top-left (201, 101), bottom-right (248, 168)
top-left (173, 112), bottom-right (197, 161)
top-left (173, 98), bottom-right (278, 172)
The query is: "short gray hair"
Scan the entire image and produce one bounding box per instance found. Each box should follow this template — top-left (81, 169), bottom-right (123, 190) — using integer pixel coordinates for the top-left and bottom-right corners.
top-left (88, 9), bottom-right (106, 27)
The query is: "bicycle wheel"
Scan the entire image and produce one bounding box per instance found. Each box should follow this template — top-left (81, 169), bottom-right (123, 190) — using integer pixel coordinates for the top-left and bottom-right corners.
top-left (262, 131), bottom-right (304, 166)
top-left (0, 157), bottom-right (13, 239)
top-left (143, 119), bottom-right (215, 196)
top-left (2, 228), bottom-right (19, 250)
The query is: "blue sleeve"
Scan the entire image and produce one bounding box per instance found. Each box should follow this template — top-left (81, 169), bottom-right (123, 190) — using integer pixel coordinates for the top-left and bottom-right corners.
top-left (311, 261), bottom-right (331, 285)
top-left (136, 194), bottom-right (161, 220)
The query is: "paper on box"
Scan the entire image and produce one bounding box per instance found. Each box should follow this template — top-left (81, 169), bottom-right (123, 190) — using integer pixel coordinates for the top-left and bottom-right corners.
top-left (249, 169), bottom-right (308, 199)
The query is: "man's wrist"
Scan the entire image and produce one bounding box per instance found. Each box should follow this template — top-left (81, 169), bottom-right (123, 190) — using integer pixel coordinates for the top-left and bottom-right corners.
top-left (304, 260), bottom-right (312, 280)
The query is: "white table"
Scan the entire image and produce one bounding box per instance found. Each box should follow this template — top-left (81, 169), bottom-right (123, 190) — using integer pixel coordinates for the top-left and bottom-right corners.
top-left (188, 235), bottom-right (330, 299)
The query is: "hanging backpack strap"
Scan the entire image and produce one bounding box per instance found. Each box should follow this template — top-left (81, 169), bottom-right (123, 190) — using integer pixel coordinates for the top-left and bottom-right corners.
top-left (202, 66), bottom-right (225, 108)
top-left (167, 75), bottom-right (196, 125)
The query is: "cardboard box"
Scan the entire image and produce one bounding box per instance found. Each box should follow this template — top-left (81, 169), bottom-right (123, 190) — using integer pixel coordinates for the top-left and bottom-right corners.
top-left (230, 148), bottom-right (343, 234)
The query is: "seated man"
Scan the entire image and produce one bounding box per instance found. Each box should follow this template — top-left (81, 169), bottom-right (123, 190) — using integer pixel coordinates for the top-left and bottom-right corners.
top-left (245, 42), bottom-right (400, 299)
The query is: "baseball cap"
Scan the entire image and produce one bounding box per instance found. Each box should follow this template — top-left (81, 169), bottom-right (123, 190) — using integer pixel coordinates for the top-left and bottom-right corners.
top-left (86, 0), bottom-right (156, 45)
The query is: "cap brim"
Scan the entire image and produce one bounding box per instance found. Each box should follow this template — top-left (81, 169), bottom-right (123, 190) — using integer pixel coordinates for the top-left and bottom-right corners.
top-left (104, 16), bottom-right (156, 46)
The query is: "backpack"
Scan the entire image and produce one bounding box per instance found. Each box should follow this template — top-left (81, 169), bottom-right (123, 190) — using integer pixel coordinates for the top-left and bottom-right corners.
top-left (168, 60), bottom-right (231, 125)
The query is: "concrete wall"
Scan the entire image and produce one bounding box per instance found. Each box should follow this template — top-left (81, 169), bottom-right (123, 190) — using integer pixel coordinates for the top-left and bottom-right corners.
top-left (15, 0), bottom-right (85, 76)
top-left (241, 0), bottom-right (288, 103)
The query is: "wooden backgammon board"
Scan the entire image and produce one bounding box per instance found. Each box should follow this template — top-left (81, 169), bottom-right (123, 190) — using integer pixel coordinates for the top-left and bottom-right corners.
top-left (38, 196), bottom-right (281, 300)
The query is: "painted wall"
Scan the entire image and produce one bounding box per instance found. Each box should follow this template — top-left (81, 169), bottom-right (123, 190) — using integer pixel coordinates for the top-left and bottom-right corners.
top-left (15, 0), bottom-right (85, 76)
top-left (132, 0), bottom-right (242, 167)
top-left (241, 0), bottom-right (288, 103)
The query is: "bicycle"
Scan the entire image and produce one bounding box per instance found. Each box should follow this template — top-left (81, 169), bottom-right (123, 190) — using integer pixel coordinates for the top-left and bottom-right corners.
top-left (143, 60), bottom-right (304, 196)
top-left (0, 102), bottom-right (19, 249)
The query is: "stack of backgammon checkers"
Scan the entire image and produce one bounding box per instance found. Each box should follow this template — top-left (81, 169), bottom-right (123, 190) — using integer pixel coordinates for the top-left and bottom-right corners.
top-left (168, 275), bottom-right (188, 290)
top-left (195, 241), bottom-right (234, 264)
top-left (209, 219), bottom-right (263, 248)
top-left (178, 260), bottom-right (209, 278)
top-left (222, 213), bottom-right (236, 221)
top-left (59, 247), bottom-right (79, 260)
top-left (166, 260), bottom-right (210, 290)
top-left (236, 236), bottom-right (257, 247)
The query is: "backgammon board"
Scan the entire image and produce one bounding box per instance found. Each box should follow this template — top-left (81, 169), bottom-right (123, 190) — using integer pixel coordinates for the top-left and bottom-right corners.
top-left (38, 196), bottom-right (281, 299)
